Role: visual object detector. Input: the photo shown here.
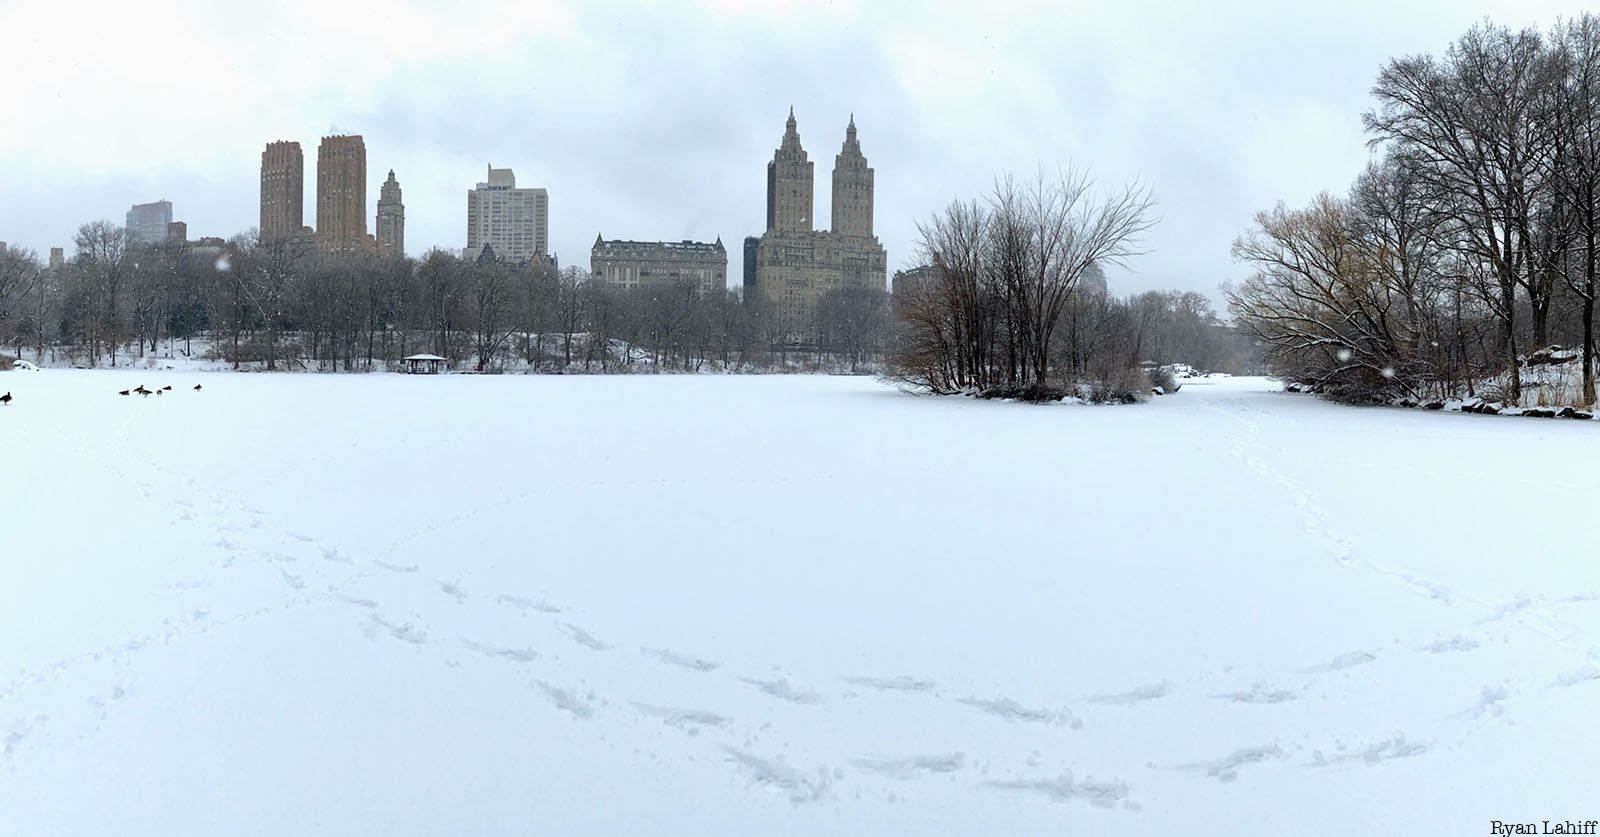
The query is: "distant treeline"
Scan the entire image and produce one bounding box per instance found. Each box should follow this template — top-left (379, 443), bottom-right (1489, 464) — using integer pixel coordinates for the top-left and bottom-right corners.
top-left (0, 225), bottom-right (889, 373)
top-left (1230, 14), bottom-right (1600, 407)
top-left (0, 219), bottom-right (1251, 381)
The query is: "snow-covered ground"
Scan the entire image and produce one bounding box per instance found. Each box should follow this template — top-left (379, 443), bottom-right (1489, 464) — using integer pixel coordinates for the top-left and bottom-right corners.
top-left (1, 372), bottom-right (1595, 835)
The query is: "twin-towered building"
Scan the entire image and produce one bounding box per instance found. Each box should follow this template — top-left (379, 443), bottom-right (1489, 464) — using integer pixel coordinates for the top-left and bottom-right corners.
top-left (748, 110), bottom-right (887, 328)
top-left (593, 110), bottom-right (886, 323)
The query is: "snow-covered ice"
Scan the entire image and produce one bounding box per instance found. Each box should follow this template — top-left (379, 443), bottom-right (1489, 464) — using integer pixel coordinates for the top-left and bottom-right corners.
top-left (0, 371), bottom-right (1596, 834)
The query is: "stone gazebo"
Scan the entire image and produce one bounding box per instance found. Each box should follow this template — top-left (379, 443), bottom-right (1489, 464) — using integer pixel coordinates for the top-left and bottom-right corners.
top-left (402, 353), bottom-right (447, 375)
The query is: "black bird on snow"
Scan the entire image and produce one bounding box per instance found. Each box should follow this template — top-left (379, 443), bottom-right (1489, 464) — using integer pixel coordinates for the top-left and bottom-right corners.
top-left (118, 389), bottom-right (130, 396)
top-left (162, 385), bottom-right (173, 391)
top-left (0, 392), bottom-right (12, 406)
top-left (134, 385), bottom-right (151, 396)
top-left (193, 384), bottom-right (202, 391)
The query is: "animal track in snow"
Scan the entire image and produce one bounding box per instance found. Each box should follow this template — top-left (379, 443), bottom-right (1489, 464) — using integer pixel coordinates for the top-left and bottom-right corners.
top-left (632, 703), bottom-right (728, 731)
top-left (1303, 650), bottom-right (1376, 674)
top-left (741, 676), bottom-right (823, 705)
top-left (1211, 683), bottom-right (1298, 704)
top-left (496, 594), bottom-right (560, 614)
top-left (1422, 636), bottom-right (1479, 653)
top-left (1479, 596), bottom-right (1532, 624)
top-left (721, 746), bottom-right (831, 803)
top-left (1181, 744), bottom-right (1285, 783)
top-left (1087, 681), bottom-right (1172, 705)
top-left (851, 752), bottom-right (965, 779)
top-left (1368, 563), bottom-right (1452, 602)
top-left (279, 569), bottom-right (305, 590)
top-left (1311, 733), bottom-right (1430, 765)
top-left (1553, 664), bottom-right (1600, 688)
top-left (367, 615), bottom-right (427, 645)
top-left (640, 647), bottom-right (719, 672)
top-left (957, 696), bottom-right (1076, 726)
top-left (535, 682), bottom-right (594, 719)
top-left (372, 560), bottom-right (418, 574)
top-left (562, 623), bottom-right (610, 651)
top-left (2, 715), bottom-right (48, 760)
top-left (461, 639), bottom-right (538, 663)
top-left (435, 579), bottom-right (467, 603)
top-left (987, 769), bottom-right (1132, 807)
top-left (1452, 686), bottom-right (1510, 720)
top-left (843, 675), bottom-right (936, 693)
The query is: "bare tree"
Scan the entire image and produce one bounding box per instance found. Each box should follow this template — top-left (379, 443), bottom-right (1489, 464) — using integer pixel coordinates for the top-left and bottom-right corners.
top-left (1365, 23), bottom-right (1556, 401)
top-left (71, 221), bottom-right (133, 366)
top-left (0, 246), bottom-right (43, 353)
top-left (467, 253), bottom-right (518, 371)
top-left (234, 231), bottom-right (307, 371)
top-left (890, 167), bottom-right (1155, 396)
top-left (1554, 13), bottom-right (1600, 403)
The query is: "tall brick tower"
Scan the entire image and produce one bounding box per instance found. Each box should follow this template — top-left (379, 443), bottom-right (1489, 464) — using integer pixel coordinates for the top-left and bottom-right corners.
top-left (259, 141), bottom-right (304, 241)
top-left (316, 135), bottom-right (367, 254)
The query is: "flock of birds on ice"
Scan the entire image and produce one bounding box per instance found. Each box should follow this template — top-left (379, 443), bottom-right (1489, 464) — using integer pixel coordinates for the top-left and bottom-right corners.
top-left (0, 383), bottom-right (202, 407)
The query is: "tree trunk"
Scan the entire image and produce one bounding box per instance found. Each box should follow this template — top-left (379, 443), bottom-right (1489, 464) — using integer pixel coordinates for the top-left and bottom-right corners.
top-left (1586, 225), bottom-right (1597, 405)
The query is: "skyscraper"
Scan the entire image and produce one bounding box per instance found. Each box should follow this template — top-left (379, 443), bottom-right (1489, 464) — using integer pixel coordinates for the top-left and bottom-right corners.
top-left (466, 165), bottom-right (548, 263)
top-left (750, 110), bottom-right (887, 332)
top-left (316, 135), bottom-right (367, 254)
top-left (126, 200), bottom-right (173, 246)
top-left (376, 170), bottom-right (405, 257)
top-left (259, 141), bottom-right (304, 241)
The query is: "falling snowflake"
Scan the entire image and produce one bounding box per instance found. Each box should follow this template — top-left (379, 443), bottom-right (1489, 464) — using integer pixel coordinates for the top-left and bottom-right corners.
top-left (1381, 367), bottom-right (1395, 378)
top-left (1336, 348), bottom-right (1353, 362)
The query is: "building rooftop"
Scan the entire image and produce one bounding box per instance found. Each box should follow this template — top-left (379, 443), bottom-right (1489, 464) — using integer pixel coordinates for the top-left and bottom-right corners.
top-left (592, 236), bottom-right (726, 258)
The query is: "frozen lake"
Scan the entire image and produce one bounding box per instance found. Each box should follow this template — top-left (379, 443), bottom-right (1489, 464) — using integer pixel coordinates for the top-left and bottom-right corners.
top-left (1, 371), bottom-right (1595, 834)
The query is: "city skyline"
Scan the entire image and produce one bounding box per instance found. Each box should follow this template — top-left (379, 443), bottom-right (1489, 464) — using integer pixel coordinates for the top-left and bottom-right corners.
top-left (2, 0), bottom-right (1595, 301)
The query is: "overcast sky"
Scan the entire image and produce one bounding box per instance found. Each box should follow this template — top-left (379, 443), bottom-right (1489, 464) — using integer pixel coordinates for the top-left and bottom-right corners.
top-left (0, 0), bottom-right (1592, 303)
